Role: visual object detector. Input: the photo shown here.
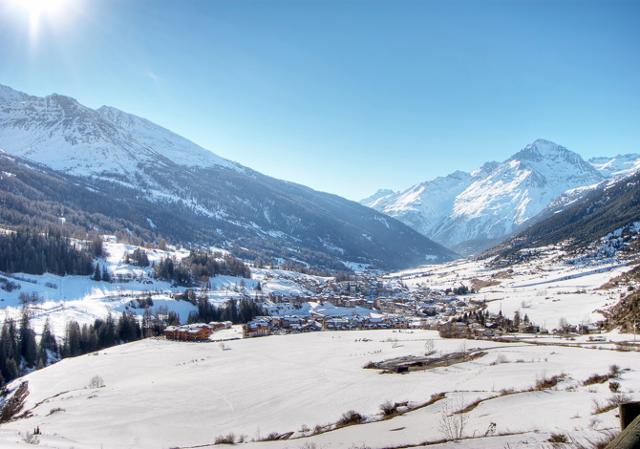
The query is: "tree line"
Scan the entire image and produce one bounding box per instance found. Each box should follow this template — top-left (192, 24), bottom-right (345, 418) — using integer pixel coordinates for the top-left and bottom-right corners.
top-left (188, 297), bottom-right (264, 324)
top-left (0, 294), bottom-right (266, 387)
top-left (0, 309), bottom-right (171, 387)
top-left (0, 228), bottom-right (100, 276)
top-left (155, 250), bottom-right (251, 286)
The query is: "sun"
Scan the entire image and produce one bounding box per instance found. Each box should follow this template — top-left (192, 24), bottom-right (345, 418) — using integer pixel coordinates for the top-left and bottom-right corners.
top-left (9, 0), bottom-right (77, 44)
top-left (14, 0), bottom-right (71, 19)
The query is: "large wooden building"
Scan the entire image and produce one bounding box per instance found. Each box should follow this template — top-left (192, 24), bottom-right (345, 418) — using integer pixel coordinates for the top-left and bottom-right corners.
top-left (164, 324), bottom-right (213, 341)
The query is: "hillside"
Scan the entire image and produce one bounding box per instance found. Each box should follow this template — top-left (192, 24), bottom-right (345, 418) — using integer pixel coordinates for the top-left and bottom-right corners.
top-left (0, 85), bottom-right (455, 270)
top-left (494, 170), bottom-right (640, 256)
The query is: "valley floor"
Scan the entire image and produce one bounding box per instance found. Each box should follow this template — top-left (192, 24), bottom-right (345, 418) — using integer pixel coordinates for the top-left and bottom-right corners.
top-left (1, 329), bottom-right (638, 449)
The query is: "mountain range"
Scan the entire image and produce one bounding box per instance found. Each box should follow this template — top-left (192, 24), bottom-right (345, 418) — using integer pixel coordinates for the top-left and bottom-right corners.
top-left (362, 139), bottom-right (640, 255)
top-left (0, 83), bottom-right (454, 270)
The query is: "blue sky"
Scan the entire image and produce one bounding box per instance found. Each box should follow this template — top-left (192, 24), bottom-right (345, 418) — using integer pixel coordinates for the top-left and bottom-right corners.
top-left (0, 0), bottom-right (638, 200)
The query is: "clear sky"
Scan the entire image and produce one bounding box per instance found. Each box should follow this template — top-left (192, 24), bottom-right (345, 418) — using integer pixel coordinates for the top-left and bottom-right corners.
top-left (0, 0), bottom-right (638, 200)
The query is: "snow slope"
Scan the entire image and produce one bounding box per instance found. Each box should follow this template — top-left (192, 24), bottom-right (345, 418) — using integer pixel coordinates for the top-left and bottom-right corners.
top-left (1, 329), bottom-right (638, 449)
top-left (96, 105), bottom-right (238, 170)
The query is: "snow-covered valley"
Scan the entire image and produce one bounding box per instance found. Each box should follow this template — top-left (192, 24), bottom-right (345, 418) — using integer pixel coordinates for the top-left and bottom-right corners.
top-left (0, 230), bottom-right (639, 449)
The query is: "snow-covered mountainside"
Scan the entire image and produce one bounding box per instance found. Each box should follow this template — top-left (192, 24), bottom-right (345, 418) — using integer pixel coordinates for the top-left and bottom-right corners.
top-left (0, 84), bottom-right (454, 270)
top-left (362, 139), bottom-right (628, 255)
top-left (0, 84), bottom-right (237, 181)
top-left (96, 105), bottom-right (238, 171)
top-left (494, 169), bottom-right (640, 257)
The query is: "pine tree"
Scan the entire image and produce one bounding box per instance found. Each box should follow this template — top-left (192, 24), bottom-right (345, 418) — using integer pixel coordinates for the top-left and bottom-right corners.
top-left (6, 319), bottom-right (20, 370)
top-left (96, 313), bottom-right (117, 348)
top-left (513, 311), bottom-right (521, 330)
top-left (102, 266), bottom-right (111, 282)
top-left (63, 321), bottom-right (82, 357)
top-left (19, 309), bottom-right (38, 368)
top-left (0, 321), bottom-right (17, 383)
top-left (4, 359), bottom-right (18, 383)
top-left (93, 264), bottom-right (102, 281)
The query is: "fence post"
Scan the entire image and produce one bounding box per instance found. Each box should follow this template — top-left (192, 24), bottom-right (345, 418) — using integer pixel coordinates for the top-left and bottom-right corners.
top-left (620, 402), bottom-right (640, 430)
top-left (604, 402), bottom-right (640, 449)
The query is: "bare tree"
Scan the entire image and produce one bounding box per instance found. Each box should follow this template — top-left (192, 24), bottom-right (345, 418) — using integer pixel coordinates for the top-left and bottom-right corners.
top-left (424, 339), bottom-right (435, 355)
top-left (438, 395), bottom-right (468, 441)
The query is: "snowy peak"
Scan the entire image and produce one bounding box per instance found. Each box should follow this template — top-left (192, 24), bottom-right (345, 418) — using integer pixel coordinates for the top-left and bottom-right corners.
top-left (506, 140), bottom-right (603, 190)
top-left (589, 153), bottom-right (640, 178)
top-left (0, 84), bottom-right (30, 102)
top-left (513, 138), bottom-right (568, 159)
top-left (360, 189), bottom-right (396, 208)
top-left (0, 84), bottom-right (238, 181)
top-left (510, 139), bottom-right (599, 177)
top-left (362, 139), bottom-right (610, 254)
top-left (471, 161), bottom-right (499, 177)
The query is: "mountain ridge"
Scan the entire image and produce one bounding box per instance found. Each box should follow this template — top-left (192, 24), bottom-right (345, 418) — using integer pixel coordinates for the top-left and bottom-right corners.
top-left (0, 83), bottom-right (455, 270)
top-left (362, 139), bottom-right (639, 254)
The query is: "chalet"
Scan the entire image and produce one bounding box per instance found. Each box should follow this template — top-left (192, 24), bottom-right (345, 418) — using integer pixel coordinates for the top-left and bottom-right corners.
top-left (208, 321), bottom-right (232, 331)
top-left (164, 323), bottom-right (212, 341)
top-left (243, 319), bottom-right (271, 338)
top-left (438, 321), bottom-right (473, 339)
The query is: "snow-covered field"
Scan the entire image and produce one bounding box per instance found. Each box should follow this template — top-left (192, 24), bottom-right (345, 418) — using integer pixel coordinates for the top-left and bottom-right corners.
top-left (1, 329), bottom-right (638, 449)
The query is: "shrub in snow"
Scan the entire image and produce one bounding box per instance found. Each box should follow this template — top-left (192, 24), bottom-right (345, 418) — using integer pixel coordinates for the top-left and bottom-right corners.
top-left (88, 375), bottom-right (105, 389)
top-left (424, 339), bottom-right (435, 355)
top-left (494, 354), bottom-right (509, 364)
top-left (380, 400), bottom-right (396, 417)
top-left (609, 364), bottom-right (621, 377)
top-left (22, 431), bottom-right (39, 445)
top-left (337, 410), bottom-right (363, 427)
top-left (547, 433), bottom-right (568, 444)
top-left (214, 433), bottom-right (236, 444)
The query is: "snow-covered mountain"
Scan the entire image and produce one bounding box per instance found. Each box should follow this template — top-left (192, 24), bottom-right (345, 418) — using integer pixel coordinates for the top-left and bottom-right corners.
top-left (362, 139), bottom-right (619, 254)
top-left (494, 169), bottom-right (640, 257)
top-left (0, 84), bottom-right (237, 185)
top-left (0, 83), bottom-right (455, 270)
top-left (96, 105), bottom-right (238, 171)
top-left (588, 153), bottom-right (640, 178)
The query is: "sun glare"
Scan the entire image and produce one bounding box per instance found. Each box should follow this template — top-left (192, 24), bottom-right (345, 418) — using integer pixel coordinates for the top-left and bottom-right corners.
top-left (10, 0), bottom-right (76, 43)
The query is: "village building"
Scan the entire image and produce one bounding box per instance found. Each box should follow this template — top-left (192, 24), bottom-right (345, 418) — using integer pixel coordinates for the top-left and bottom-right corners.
top-left (164, 323), bottom-right (212, 341)
top-left (243, 319), bottom-right (271, 338)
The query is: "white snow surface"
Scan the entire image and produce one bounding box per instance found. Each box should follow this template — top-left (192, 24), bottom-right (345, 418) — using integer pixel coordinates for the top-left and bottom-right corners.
top-left (1, 330), bottom-right (638, 449)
